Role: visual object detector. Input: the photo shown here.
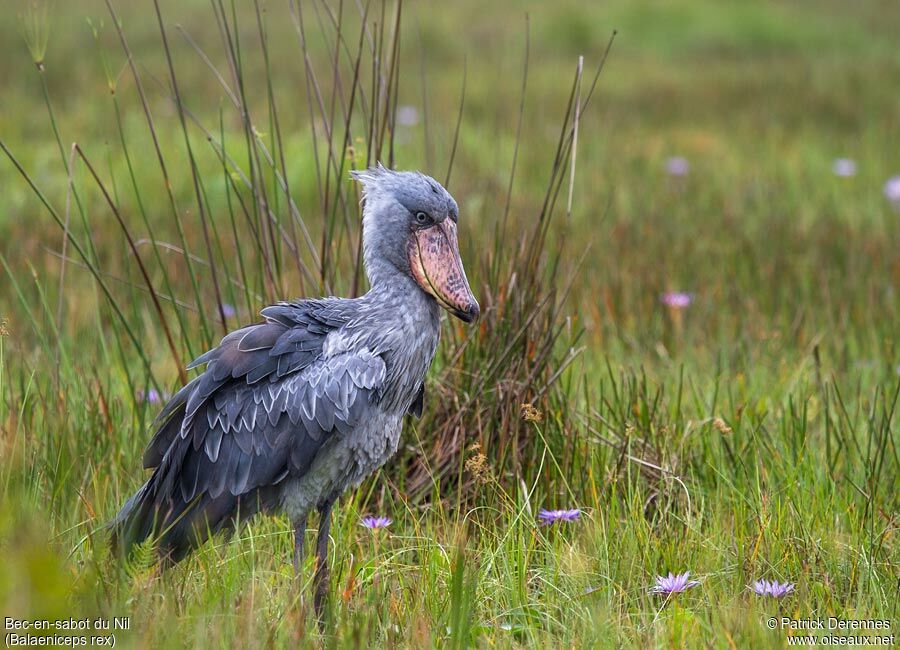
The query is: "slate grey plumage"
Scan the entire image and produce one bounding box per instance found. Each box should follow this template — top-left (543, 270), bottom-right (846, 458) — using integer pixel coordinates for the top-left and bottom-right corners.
top-left (112, 165), bottom-right (479, 618)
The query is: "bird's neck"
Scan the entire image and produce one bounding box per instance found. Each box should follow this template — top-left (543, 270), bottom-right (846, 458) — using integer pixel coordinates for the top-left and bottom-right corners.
top-left (364, 253), bottom-right (405, 291)
top-left (364, 259), bottom-right (441, 324)
top-left (359, 260), bottom-right (442, 415)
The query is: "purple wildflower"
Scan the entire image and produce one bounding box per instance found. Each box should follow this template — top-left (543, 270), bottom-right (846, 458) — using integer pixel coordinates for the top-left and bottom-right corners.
top-left (221, 303), bottom-right (236, 318)
top-left (831, 158), bottom-right (857, 177)
top-left (665, 156), bottom-right (690, 177)
top-left (137, 388), bottom-right (161, 404)
top-left (661, 292), bottom-right (694, 309)
top-left (752, 579), bottom-right (795, 598)
top-left (650, 572), bottom-right (700, 595)
top-left (884, 175), bottom-right (900, 209)
top-left (538, 509), bottom-right (582, 525)
top-left (396, 105), bottom-right (420, 127)
top-left (360, 516), bottom-right (392, 530)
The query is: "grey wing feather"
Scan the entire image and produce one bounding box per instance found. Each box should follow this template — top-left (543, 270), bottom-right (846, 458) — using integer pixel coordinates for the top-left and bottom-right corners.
top-left (172, 346), bottom-right (384, 503)
top-left (142, 300), bottom-right (344, 469)
top-left (117, 299), bottom-right (385, 560)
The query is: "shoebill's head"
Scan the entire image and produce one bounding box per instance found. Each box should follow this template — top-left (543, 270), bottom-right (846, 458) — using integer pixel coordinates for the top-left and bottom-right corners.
top-left (352, 164), bottom-right (480, 323)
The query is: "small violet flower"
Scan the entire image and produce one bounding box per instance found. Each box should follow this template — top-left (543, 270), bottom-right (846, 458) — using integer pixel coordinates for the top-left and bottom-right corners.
top-left (360, 516), bottom-right (392, 530)
top-left (884, 175), bottom-right (900, 209)
top-left (221, 303), bottom-right (236, 318)
top-left (665, 156), bottom-right (690, 177)
top-left (661, 292), bottom-right (694, 309)
top-left (396, 105), bottom-right (420, 127)
top-left (752, 579), bottom-right (795, 598)
top-left (137, 388), bottom-right (161, 404)
top-left (650, 572), bottom-right (700, 595)
top-left (538, 508), bottom-right (582, 525)
top-left (831, 158), bottom-right (857, 177)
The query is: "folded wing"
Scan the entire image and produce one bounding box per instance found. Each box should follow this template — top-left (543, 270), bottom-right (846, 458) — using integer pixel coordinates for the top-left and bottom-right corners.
top-left (113, 300), bottom-right (385, 561)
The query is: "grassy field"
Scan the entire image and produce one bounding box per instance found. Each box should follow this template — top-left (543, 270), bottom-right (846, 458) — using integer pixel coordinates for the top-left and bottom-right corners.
top-left (1, 0), bottom-right (898, 647)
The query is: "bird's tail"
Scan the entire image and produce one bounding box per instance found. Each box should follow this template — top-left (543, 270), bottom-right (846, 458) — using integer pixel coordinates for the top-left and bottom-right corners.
top-left (109, 474), bottom-right (260, 565)
top-left (109, 477), bottom-right (161, 560)
top-left (109, 474), bottom-right (199, 564)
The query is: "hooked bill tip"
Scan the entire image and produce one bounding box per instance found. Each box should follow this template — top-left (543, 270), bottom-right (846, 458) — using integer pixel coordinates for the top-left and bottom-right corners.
top-left (453, 301), bottom-right (480, 323)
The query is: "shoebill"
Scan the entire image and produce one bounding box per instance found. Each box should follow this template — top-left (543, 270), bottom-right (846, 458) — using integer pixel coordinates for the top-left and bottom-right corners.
top-left (112, 165), bottom-right (479, 618)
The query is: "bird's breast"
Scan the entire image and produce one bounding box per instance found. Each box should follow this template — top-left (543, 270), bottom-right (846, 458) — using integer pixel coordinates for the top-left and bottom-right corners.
top-left (380, 323), bottom-right (440, 414)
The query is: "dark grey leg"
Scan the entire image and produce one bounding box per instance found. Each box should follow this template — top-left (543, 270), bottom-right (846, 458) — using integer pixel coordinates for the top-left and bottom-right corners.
top-left (313, 500), bottom-right (335, 623)
top-left (293, 515), bottom-right (308, 575)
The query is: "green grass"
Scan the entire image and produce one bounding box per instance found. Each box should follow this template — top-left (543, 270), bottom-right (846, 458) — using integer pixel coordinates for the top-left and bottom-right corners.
top-left (1, 0), bottom-right (898, 647)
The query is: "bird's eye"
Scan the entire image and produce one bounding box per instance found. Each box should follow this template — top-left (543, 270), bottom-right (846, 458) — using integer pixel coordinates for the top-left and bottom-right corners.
top-left (415, 211), bottom-right (430, 225)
